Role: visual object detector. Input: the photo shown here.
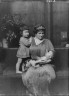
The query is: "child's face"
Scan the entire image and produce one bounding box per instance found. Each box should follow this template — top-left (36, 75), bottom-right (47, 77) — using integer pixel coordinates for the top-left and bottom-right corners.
top-left (22, 30), bottom-right (29, 38)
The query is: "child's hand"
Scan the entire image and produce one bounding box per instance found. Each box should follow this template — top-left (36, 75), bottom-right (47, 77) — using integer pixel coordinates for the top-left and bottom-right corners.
top-left (30, 60), bottom-right (36, 67)
top-left (27, 60), bottom-right (36, 67)
top-left (26, 61), bottom-right (31, 67)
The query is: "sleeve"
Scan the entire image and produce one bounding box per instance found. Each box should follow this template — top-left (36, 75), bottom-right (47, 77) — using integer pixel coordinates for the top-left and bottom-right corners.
top-left (20, 37), bottom-right (31, 47)
top-left (19, 37), bottom-right (24, 45)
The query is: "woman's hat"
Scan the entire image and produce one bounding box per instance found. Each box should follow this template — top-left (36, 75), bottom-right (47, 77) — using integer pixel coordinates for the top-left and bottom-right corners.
top-left (36, 25), bottom-right (45, 30)
top-left (34, 24), bottom-right (46, 34)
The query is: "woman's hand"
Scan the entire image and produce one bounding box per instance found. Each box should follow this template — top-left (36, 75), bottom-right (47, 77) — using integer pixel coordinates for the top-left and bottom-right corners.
top-left (39, 58), bottom-right (51, 63)
top-left (46, 51), bottom-right (53, 59)
top-left (45, 58), bottom-right (51, 63)
top-left (35, 57), bottom-right (51, 65)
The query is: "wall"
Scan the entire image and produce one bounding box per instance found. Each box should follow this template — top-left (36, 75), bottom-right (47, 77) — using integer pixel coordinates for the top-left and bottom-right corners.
top-left (50, 2), bottom-right (69, 47)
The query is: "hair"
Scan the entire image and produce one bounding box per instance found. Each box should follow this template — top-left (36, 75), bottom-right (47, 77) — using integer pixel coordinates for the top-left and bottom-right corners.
top-left (33, 24), bottom-right (46, 34)
top-left (20, 25), bottom-right (29, 31)
top-left (20, 25), bottom-right (29, 35)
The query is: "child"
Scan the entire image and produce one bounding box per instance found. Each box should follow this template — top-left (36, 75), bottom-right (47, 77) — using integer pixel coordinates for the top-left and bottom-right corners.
top-left (16, 26), bottom-right (32, 73)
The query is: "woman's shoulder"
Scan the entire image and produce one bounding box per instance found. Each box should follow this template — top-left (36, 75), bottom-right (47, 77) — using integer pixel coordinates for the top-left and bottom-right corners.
top-left (19, 37), bottom-right (26, 46)
top-left (44, 39), bottom-right (51, 43)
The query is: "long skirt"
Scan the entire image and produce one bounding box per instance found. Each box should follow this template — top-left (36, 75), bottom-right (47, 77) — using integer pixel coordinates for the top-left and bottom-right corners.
top-left (22, 64), bottom-right (56, 96)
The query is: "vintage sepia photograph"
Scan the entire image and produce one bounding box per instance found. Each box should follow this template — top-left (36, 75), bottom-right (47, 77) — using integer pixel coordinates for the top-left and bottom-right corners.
top-left (0, 0), bottom-right (69, 96)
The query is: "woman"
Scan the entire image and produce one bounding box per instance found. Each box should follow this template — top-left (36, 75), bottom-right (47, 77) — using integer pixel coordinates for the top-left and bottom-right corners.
top-left (22, 25), bottom-right (56, 96)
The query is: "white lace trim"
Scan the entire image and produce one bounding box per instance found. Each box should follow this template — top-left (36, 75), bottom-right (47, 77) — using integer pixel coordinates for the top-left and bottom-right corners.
top-left (34, 37), bottom-right (44, 45)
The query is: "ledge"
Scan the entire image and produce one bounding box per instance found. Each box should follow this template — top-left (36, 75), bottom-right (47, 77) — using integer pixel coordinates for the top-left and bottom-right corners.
top-left (0, 47), bottom-right (69, 50)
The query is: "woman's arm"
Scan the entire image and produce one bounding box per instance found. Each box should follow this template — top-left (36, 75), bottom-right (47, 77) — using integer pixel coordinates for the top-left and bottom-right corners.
top-left (42, 39), bottom-right (55, 60)
top-left (45, 51), bottom-right (54, 59)
top-left (34, 51), bottom-right (54, 65)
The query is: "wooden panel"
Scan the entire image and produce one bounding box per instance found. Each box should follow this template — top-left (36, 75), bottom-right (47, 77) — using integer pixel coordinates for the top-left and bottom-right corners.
top-left (11, 1), bottom-right (45, 26)
top-left (11, 1), bottom-right (49, 36)
top-left (0, 2), bottom-right (11, 18)
top-left (51, 2), bottom-right (69, 47)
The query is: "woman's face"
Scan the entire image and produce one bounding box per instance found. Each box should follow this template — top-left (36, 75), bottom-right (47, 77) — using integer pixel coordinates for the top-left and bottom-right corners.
top-left (35, 30), bottom-right (44, 40)
top-left (22, 30), bottom-right (29, 38)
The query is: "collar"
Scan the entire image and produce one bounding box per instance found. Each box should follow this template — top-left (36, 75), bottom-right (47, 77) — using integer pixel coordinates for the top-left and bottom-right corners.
top-left (34, 37), bottom-right (44, 45)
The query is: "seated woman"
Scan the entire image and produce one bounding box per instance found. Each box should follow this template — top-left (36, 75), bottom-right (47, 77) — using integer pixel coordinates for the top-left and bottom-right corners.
top-left (22, 24), bottom-right (56, 96)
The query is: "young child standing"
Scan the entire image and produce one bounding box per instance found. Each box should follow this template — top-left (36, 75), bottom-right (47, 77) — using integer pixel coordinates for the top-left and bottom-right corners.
top-left (16, 26), bottom-right (31, 73)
